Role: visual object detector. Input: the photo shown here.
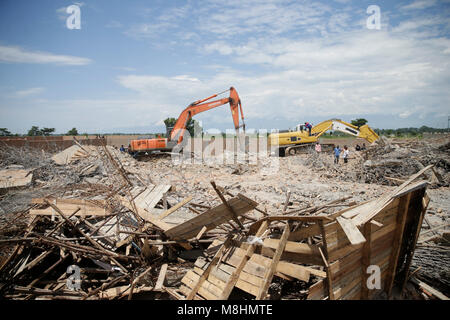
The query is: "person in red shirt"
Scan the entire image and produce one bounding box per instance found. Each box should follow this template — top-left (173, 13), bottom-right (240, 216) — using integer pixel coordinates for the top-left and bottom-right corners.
top-left (305, 122), bottom-right (312, 136)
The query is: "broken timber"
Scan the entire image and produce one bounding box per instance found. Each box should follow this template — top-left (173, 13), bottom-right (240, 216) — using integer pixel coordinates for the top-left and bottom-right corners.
top-left (165, 193), bottom-right (258, 240)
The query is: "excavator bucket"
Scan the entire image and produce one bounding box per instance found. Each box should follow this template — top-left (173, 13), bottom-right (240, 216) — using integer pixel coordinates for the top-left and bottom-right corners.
top-left (358, 125), bottom-right (379, 143)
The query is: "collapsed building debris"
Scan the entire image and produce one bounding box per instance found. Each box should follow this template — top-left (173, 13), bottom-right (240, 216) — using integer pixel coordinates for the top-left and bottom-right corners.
top-left (302, 136), bottom-right (449, 188)
top-left (0, 140), bottom-right (448, 300)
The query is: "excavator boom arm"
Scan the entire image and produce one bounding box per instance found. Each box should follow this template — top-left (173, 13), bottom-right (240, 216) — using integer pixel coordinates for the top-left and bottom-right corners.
top-left (311, 119), bottom-right (379, 142)
top-left (170, 87), bottom-right (245, 143)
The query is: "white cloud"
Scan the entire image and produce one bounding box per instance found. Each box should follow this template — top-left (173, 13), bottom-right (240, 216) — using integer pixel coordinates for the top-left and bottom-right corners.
top-left (14, 87), bottom-right (44, 97)
top-left (401, 0), bottom-right (437, 10)
top-left (117, 23), bottom-right (449, 128)
top-left (124, 22), bottom-right (173, 39)
top-left (196, 0), bottom-right (331, 37)
top-left (106, 21), bottom-right (123, 28)
top-left (0, 45), bottom-right (92, 65)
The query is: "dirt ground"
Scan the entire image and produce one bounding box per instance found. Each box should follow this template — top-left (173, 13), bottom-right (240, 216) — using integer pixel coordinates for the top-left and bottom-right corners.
top-left (0, 135), bottom-right (449, 299)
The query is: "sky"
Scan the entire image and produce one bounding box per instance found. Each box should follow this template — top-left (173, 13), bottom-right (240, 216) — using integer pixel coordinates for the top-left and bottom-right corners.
top-left (0, 0), bottom-right (449, 134)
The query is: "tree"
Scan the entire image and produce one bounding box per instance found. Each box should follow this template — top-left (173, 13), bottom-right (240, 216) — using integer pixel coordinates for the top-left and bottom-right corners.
top-left (41, 127), bottom-right (55, 136)
top-left (351, 118), bottom-right (368, 127)
top-left (163, 117), bottom-right (200, 138)
top-left (163, 117), bottom-right (177, 129)
top-left (27, 126), bottom-right (42, 136)
top-left (0, 128), bottom-right (12, 136)
top-left (67, 128), bottom-right (79, 136)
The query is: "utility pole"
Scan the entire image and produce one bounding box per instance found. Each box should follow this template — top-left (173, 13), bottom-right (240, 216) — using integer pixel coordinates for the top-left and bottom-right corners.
top-left (448, 116), bottom-right (450, 133)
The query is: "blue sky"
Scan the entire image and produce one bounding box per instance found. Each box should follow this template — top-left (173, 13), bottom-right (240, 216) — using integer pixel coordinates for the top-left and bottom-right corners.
top-left (0, 0), bottom-right (449, 134)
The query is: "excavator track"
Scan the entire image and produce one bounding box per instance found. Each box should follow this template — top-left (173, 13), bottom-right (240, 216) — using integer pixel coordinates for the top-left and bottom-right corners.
top-left (279, 143), bottom-right (335, 157)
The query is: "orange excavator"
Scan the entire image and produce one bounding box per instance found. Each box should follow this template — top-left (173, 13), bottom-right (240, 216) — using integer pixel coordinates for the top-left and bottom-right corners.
top-left (129, 87), bottom-right (245, 157)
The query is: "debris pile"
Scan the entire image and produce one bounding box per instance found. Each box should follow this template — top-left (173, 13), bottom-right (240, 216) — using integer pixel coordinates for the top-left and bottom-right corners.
top-left (357, 137), bottom-right (449, 187)
top-left (301, 137), bottom-right (450, 188)
top-left (0, 141), bottom-right (448, 300)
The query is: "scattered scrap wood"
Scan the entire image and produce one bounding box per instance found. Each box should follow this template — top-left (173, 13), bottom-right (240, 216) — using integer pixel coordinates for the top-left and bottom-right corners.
top-left (174, 168), bottom-right (434, 301)
top-left (0, 168), bottom-right (33, 190)
top-left (164, 194), bottom-right (258, 240)
top-left (51, 145), bottom-right (95, 165)
top-left (29, 198), bottom-right (110, 217)
top-left (0, 144), bottom-right (441, 302)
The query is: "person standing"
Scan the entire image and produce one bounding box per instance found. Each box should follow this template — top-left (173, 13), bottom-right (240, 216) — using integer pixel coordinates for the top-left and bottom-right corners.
top-left (343, 145), bottom-right (349, 163)
top-left (315, 142), bottom-right (322, 153)
top-left (334, 145), bottom-right (341, 164)
top-left (305, 122), bottom-right (312, 136)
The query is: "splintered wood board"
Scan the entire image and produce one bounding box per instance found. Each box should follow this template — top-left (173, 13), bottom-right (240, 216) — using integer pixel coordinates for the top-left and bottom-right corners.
top-left (0, 169), bottom-right (33, 189)
top-left (179, 238), bottom-right (313, 300)
top-left (52, 145), bottom-right (88, 165)
top-left (165, 194), bottom-right (258, 240)
top-left (30, 198), bottom-right (110, 216)
top-left (336, 216), bottom-right (366, 245)
top-left (133, 185), bottom-right (171, 211)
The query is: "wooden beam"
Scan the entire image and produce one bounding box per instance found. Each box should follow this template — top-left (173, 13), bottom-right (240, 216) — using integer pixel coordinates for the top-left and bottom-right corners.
top-left (411, 277), bottom-right (449, 300)
top-left (44, 199), bottom-right (128, 273)
top-left (385, 192), bottom-right (412, 297)
top-left (186, 237), bottom-right (232, 300)
top-left (361, 221), bottom-right (372, 299)
top-left (154, 264), bottom-right (168, 291)
top-left (195, 226), bottom-right (207, 241)
top-left (400, 192), bottom-right (430, 293)
top-left (319, 220), bottom-right (334, 300)
top-left (210, 181), bottom-right (244, 229)
top-left (336, 216), bottom-right (366, 245)
top-left (157, 197), bottom-right (192, 220)
top-left (256, 222), bottom-right (290, 300)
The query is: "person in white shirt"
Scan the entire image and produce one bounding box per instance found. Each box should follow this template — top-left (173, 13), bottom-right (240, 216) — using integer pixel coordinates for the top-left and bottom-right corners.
top-left (315, 142), bottom-right (322, 153)
top-left (343, 145), bottom-right (349, 163)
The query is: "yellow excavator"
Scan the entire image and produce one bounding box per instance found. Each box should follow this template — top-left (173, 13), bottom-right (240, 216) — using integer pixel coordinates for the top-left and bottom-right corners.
top-left (269, 119), bottom-right (379, 156)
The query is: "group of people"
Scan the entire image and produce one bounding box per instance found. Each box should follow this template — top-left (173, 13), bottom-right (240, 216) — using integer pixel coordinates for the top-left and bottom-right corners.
top-left (314, 142), bottom-right (350, 164)
top-left (333, 145), bottom-right (349, 164)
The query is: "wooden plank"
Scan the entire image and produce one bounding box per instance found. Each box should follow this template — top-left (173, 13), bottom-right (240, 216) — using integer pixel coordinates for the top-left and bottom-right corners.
top-left (256, 223), bottom-right (290, 300)
top-left (351, 167), bottom-right (432, 227)
top-left (157, 197), bottom-right (192, 220)
top-left (119, 196), bottom-right (171, 231)
top-left (385, 193), bottom-right (412, 297)
top-left (194, 255), bottom-right (262, 297)
top-left (223, 247), bottom-right (311, 282)
top-left (211, 181), bottom-right (244, 229)
top-left (154, 264), bottom-right (167, 291)
top-left (165, 194), bottom-right (258, 240)
top-left (30, 206), bottom-right (107, 217)
top-left (400, 193), bottom-right (430, 292)
top-left (328, 220), bottom-right (397, 262)
top-left (336, 216), bottom-right (366, 245)
top-left (186, 237), bottom-right (232, 300)
top-left (218, 221), bottom-right (269, 299)
top-left (288, 223), bottom-right (321, 241)
top-left (167, 200), bottom-right (251, 235)
top-left (411, 278), bottom-right (449, 300)
top-left (263, 238), bottom-right (321, 257)
top-left (134, 185), bottom-right (171, 210)
top-left (171, 197), bottom-right (252, 233)
top-left (260, 247), bottom-right (323, 266)
top-left (361, 221), bottom-right (372, 299)
top-left (31, 198), bottom-right (107, 206)
top-left (195, 226), bottom-right (208, 241)
top-left (319, 220), bottom-right (334, 300)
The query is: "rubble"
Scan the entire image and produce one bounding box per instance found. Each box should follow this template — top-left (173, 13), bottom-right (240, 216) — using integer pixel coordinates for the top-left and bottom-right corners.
top-left (0, 138), bottom-right (448, 300)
